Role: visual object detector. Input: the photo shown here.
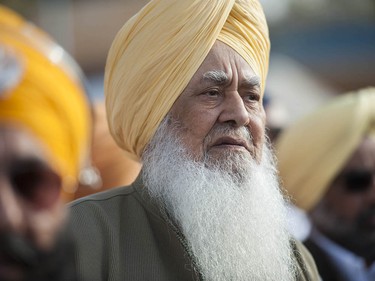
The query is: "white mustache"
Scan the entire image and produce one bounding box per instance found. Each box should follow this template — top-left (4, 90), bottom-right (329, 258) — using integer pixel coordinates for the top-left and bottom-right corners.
top-left (204, 125), bottom-right (252, 147)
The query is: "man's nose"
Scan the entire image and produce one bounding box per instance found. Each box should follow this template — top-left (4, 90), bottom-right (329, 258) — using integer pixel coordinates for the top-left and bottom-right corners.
top-left (218, 92), bottom-right (249, 127)
top-left (0, 176), bottom-right (24, 233)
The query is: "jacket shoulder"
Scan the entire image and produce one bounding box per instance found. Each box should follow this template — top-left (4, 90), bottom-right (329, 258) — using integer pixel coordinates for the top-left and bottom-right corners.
top-left (70, 185), bottom-right (136, 207)
top-left (67, 185), bottom-right (148, 281)
top-left (292, 238), bottom-right (322, 281)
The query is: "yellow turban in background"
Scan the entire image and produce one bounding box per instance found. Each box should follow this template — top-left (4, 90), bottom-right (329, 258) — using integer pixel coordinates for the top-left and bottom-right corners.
top-left (0, 5), bottom-right (24, 28)
top-left (74, 102), bottom-right (141, 199)
top-left (0, 5), bottom-right (91, 201)
top-left (105, 0), bottom-right (270, 161)
top-left (90, 102), bottom-right (141, 188)
top-left (276, 88), bottom-right (375, 211)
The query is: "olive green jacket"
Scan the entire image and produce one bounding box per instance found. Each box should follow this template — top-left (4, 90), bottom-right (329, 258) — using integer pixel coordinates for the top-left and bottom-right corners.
top-left (68, 176), bottom-right (320, 281)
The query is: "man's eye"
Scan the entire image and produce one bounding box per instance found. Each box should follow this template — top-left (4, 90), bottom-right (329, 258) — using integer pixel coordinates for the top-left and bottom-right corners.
top-left (244, 93), bottom-right (260, 102)
top-left (204, 90), bottom-right (220, 97)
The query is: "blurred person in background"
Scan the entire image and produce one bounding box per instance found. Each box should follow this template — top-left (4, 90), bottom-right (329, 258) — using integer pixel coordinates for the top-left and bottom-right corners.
top-left (69, 0), bottom-right (320, 280)
top-left (263, 92), bottom-right (289, 144)
top-left (0, 5), bottom-right (91, 280)
top-left (74, 101), bottom-right (141, 199)
top-left (263, 92), bottom-right (312, 241)
top-left (276, 88), bottom-right (375, 281)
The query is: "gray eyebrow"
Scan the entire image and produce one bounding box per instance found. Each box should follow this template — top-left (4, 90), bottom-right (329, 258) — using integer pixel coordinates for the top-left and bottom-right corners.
top-left (242, 75), bottom-right (261, 88)
top-left (202, 70), bottom-right (228, 85)
top-left (202, 70), bottom-right (261, 89)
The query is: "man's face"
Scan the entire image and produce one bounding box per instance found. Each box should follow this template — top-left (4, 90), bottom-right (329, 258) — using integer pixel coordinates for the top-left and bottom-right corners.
top-left (311, 137), bottom-right (375, 258)
top-left (0, 126), bottom-right (65, 280)
top-left (169, 41), bottom-right (266, 163)
top-left (142, 96), bottom-right (294, 281)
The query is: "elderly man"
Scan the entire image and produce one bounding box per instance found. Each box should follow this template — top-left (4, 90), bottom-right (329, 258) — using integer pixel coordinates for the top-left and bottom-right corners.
top-left (276, 88), bottom-right (375, 281)
top-left (0, 5), bottom-right (91, 280)
top-left (69, 1), bottom-right (320, 280)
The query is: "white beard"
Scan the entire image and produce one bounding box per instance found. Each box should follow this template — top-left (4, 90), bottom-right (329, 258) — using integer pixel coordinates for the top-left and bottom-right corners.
top-left (142, 119), bottom-right (296, 281)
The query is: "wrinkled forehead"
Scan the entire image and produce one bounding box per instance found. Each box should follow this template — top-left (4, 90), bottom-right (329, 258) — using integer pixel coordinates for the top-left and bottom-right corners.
top-left (189, 41), bottom-right (259, 86)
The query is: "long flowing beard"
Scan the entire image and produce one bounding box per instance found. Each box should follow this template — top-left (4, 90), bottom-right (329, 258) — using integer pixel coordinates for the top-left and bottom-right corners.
top-left (142, 119), bottom-right (296, 281)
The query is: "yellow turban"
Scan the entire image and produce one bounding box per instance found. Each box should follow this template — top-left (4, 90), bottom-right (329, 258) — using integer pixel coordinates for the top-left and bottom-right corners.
top-left (105, 0), bottom-right (270, 161)
top-left (89, 102), bottom-right (141, 189)
top-left (0, 5), bottom-right (91, 201)
top-left (276, 88), bottom-right (375, 211)
top-left (0, 5), bottom-right (24, 28)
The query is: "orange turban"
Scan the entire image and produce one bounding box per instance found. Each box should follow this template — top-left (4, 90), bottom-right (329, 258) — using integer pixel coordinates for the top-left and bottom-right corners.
top-left (105, 0), bottom-right (270, 161)
top-left (0, 5), bottom-right (91, 201)
top-left (276, 88), bottom-right (375, 211)
top-left (91, 102), bottom-right (141, 187)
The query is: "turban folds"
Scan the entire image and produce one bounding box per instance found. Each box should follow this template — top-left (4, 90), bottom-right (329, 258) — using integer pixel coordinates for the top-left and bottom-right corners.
top-left (276, 88), bottom-right (375, 211)
top-left (105, 0), bottom-right (270, 161)
top-left (0, 5), bottom-right (91, 201)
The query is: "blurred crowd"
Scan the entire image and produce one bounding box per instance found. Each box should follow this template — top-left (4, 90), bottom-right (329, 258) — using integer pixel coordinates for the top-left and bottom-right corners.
top-left (0, 2), bottom-right (374, 281)
top-left (0, 5), bottom-right (140, 280)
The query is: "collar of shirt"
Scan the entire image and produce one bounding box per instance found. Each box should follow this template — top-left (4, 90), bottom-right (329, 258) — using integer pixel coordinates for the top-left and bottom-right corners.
top-left (310, 227), bottom-right (375, 281)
